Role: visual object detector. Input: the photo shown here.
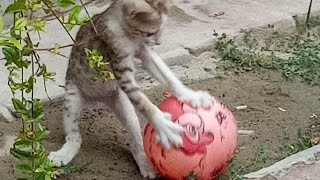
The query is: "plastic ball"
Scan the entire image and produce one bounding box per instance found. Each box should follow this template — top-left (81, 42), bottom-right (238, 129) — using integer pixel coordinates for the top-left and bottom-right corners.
top-left (143, 96), bottom-right (238, 180)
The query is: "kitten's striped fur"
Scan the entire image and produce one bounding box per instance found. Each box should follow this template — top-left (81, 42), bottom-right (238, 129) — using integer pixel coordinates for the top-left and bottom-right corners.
top-left (48, 0), bottom-right (214, 178)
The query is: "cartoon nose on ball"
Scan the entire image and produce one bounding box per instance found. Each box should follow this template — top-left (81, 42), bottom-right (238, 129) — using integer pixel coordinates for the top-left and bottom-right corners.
top-left (143, 96), bottom-right (238, 180)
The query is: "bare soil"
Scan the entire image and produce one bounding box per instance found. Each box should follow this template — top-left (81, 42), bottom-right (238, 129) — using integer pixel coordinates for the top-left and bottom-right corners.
top-left (1, 69), bottom-right (320, 180)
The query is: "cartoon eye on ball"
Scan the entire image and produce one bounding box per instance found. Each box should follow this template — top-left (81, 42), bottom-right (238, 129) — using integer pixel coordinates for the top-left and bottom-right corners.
top-left (177, 104), bottom-right (214, 155)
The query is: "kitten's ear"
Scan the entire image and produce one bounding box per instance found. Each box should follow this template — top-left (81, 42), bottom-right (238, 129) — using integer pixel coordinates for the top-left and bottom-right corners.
top-left (147, 0), bottom-right (173, 14)
top-left (123, 0), bottom-right (154, 19)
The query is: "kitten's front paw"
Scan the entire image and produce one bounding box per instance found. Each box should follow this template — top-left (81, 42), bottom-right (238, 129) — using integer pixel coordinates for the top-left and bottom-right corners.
top-left (178, 90), bottom-right (214, 108)
top-left (152, 111), bottom-right (183, 149)
top-left (48, 142), bottom-right (80, 167)
top-left (48, 151), bottom-right (69, 167)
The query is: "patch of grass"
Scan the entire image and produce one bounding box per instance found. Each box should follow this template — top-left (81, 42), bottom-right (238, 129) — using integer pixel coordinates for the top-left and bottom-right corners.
top-left (219, 145), bottom-right (270, 180)
top-left (279, 129), bottom-right (317, 156)
top-left (215, 20), bottom-right (320, 86)
top-left (61, 162), bottom-right (85, 174)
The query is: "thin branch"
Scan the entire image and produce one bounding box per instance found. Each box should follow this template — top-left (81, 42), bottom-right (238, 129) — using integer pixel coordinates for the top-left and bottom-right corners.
top-left (17, 10), bottom-right (25, 132)
top-left (32, 34), bottom-right (100, 52)
top-left (53, 52), bottom-right (69, 58)
top-left (79, 0), bottom-right (98, 35)
top-left (306, 0), bottom-right (313, 27)
top-left (42, 0), bottom-right (94, 21)
top-left (41, 0), bottom-right (75, 42)
top-left (43, 77), bottom-right (52, 101)
top-left (22, 12), bottom-right (53, 102)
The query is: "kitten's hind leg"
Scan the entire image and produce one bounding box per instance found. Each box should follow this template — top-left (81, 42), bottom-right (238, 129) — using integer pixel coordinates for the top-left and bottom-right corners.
top-left (110, 88), bottom-right (156, 179)
top-left (49, 84), bottom-right (82, 166)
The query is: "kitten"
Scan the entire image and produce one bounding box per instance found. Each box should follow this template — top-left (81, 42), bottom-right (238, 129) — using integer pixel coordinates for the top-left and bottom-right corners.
top-left (47, 0), bottom-right (214, 178)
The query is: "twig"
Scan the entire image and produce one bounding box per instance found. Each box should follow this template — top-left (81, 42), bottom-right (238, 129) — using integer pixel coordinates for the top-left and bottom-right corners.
top-left (17, 10), bottom-right (25, 132)
top-left (79, 0), bottom-right (98, 34)
top-left (306, 0), bottom-right (313, 27)
top-left (43, 77), bottom-right (52, 101)
top-left (42, 0), bottom-right (94, 21)
top-left (53, 52), bottom-right (69, 58)
top-left (41, 0), bottom-right (75, 42)
top-left (32, 34), bottom-right (100, 51)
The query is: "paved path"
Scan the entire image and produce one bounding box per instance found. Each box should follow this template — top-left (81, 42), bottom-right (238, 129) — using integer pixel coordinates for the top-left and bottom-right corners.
top-left (244, 145), bottom-right (320, 180)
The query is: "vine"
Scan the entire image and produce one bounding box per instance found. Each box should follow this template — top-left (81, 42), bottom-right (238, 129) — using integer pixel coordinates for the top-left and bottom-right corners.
top-left (0, 0), bottom-right (113, 179)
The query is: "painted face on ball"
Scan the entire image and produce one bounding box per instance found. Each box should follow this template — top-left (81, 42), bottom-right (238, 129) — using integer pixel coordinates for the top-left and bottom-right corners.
top-left (177, 104), bottom-right (214, 155)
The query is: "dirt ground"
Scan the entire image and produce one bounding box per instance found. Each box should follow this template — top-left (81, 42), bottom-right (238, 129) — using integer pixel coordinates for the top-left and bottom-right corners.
top-left (1, 69), bottom-right (320, 180)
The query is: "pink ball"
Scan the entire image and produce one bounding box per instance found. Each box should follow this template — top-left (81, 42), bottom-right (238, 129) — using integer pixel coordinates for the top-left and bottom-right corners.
top-left (143, 96), bottom-right (238, 180)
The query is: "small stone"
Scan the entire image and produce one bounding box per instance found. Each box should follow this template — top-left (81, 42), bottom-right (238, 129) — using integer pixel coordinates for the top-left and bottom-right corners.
top-left (278, 107), bottom-right (287, 112)
top-left (238, 130), bottom-right (255, 135)
top-left (236, 105), bottom-right (248, 110)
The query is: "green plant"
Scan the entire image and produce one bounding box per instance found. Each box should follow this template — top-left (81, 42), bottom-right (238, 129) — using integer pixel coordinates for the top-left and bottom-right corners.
top-left (280, 130), bottom-right (317, 156)
top-left (215, 33), bottom-right (271, 73)
top-left (0, 0), bottom-right (113, 179)
top-left (306, 0), bottom-right (313, 27)
top-left (215, 20), bottom-right (320, 85)
top-left (271, 37), bottom-right (320, 85)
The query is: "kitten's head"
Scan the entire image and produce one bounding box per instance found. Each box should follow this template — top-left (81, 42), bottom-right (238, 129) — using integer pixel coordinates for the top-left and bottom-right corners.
top-left (123, 0), bottom-right (167, 45)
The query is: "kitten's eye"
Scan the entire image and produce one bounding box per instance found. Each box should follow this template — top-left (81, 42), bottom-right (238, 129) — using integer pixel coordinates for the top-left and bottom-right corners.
top-left (147, 32), bottom-right (155, 37)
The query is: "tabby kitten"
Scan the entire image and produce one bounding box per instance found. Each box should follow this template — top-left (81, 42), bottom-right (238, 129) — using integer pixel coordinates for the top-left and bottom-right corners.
top-left (48, 0), bottom-right (214, 178)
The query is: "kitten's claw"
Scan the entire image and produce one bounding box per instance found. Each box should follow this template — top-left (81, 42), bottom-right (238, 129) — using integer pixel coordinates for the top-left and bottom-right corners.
top-left (178, 90), bottom-right (214, 108)
top-left (152, 111), bottom-right (183, 149)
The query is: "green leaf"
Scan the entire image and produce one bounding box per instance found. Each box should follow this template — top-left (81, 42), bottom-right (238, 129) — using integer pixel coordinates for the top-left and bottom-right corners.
top-left (8, 37), bottom-right (23, 50)
top-left (10, 148), bottom-right (33, 160)
top-left (65, 23), bottom-right (74, 31)
top-left (30, 19), bottom-right (46, 32)
top-left (2, 47), bottom-right (21, 66)
top-left (16, 163), bottom-right (33, 173)
top-left (14, 139), bottom-right (32, 150)
top-left (54, 43), bottom-right (60, 53)
top-left (68, 5), bottom-right (81, 22)
top-left (14, 17), bottom-right (28, 30)
top-left (0, 16), bottom-right (3, 35)
top-left (32, 99), bottom-right (44, 120)
top-left (45, 174), bottom-right (51, 180)
top-left (4, 1), bottom-right (26, 14)
top-left (36, 129), bottom-right (50, 141)
top-left (34, 167), bottom-right (45, 173)
top-left (12, 98), bottom-right (24, 112)
top-left (58, 0), bottom-right (76, 7)
top-left (25, 76), bottom-right (35, 93)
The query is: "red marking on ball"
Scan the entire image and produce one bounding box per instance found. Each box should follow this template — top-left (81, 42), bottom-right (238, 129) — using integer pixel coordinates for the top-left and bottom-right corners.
top-left (143, 96), bottom-right (238, 180)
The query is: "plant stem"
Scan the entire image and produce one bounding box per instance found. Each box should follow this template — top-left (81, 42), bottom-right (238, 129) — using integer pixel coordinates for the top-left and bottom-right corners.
top-left (42, 0), bottom-right (94, 21)
top-left (41, 0), bottom-right (75, 42)
top-left (17, 10), bottom-right (25, 132)
top-left (79, 0), bottom-right (98, 34)
top-left (306, 0), bottom-right (313, 27)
